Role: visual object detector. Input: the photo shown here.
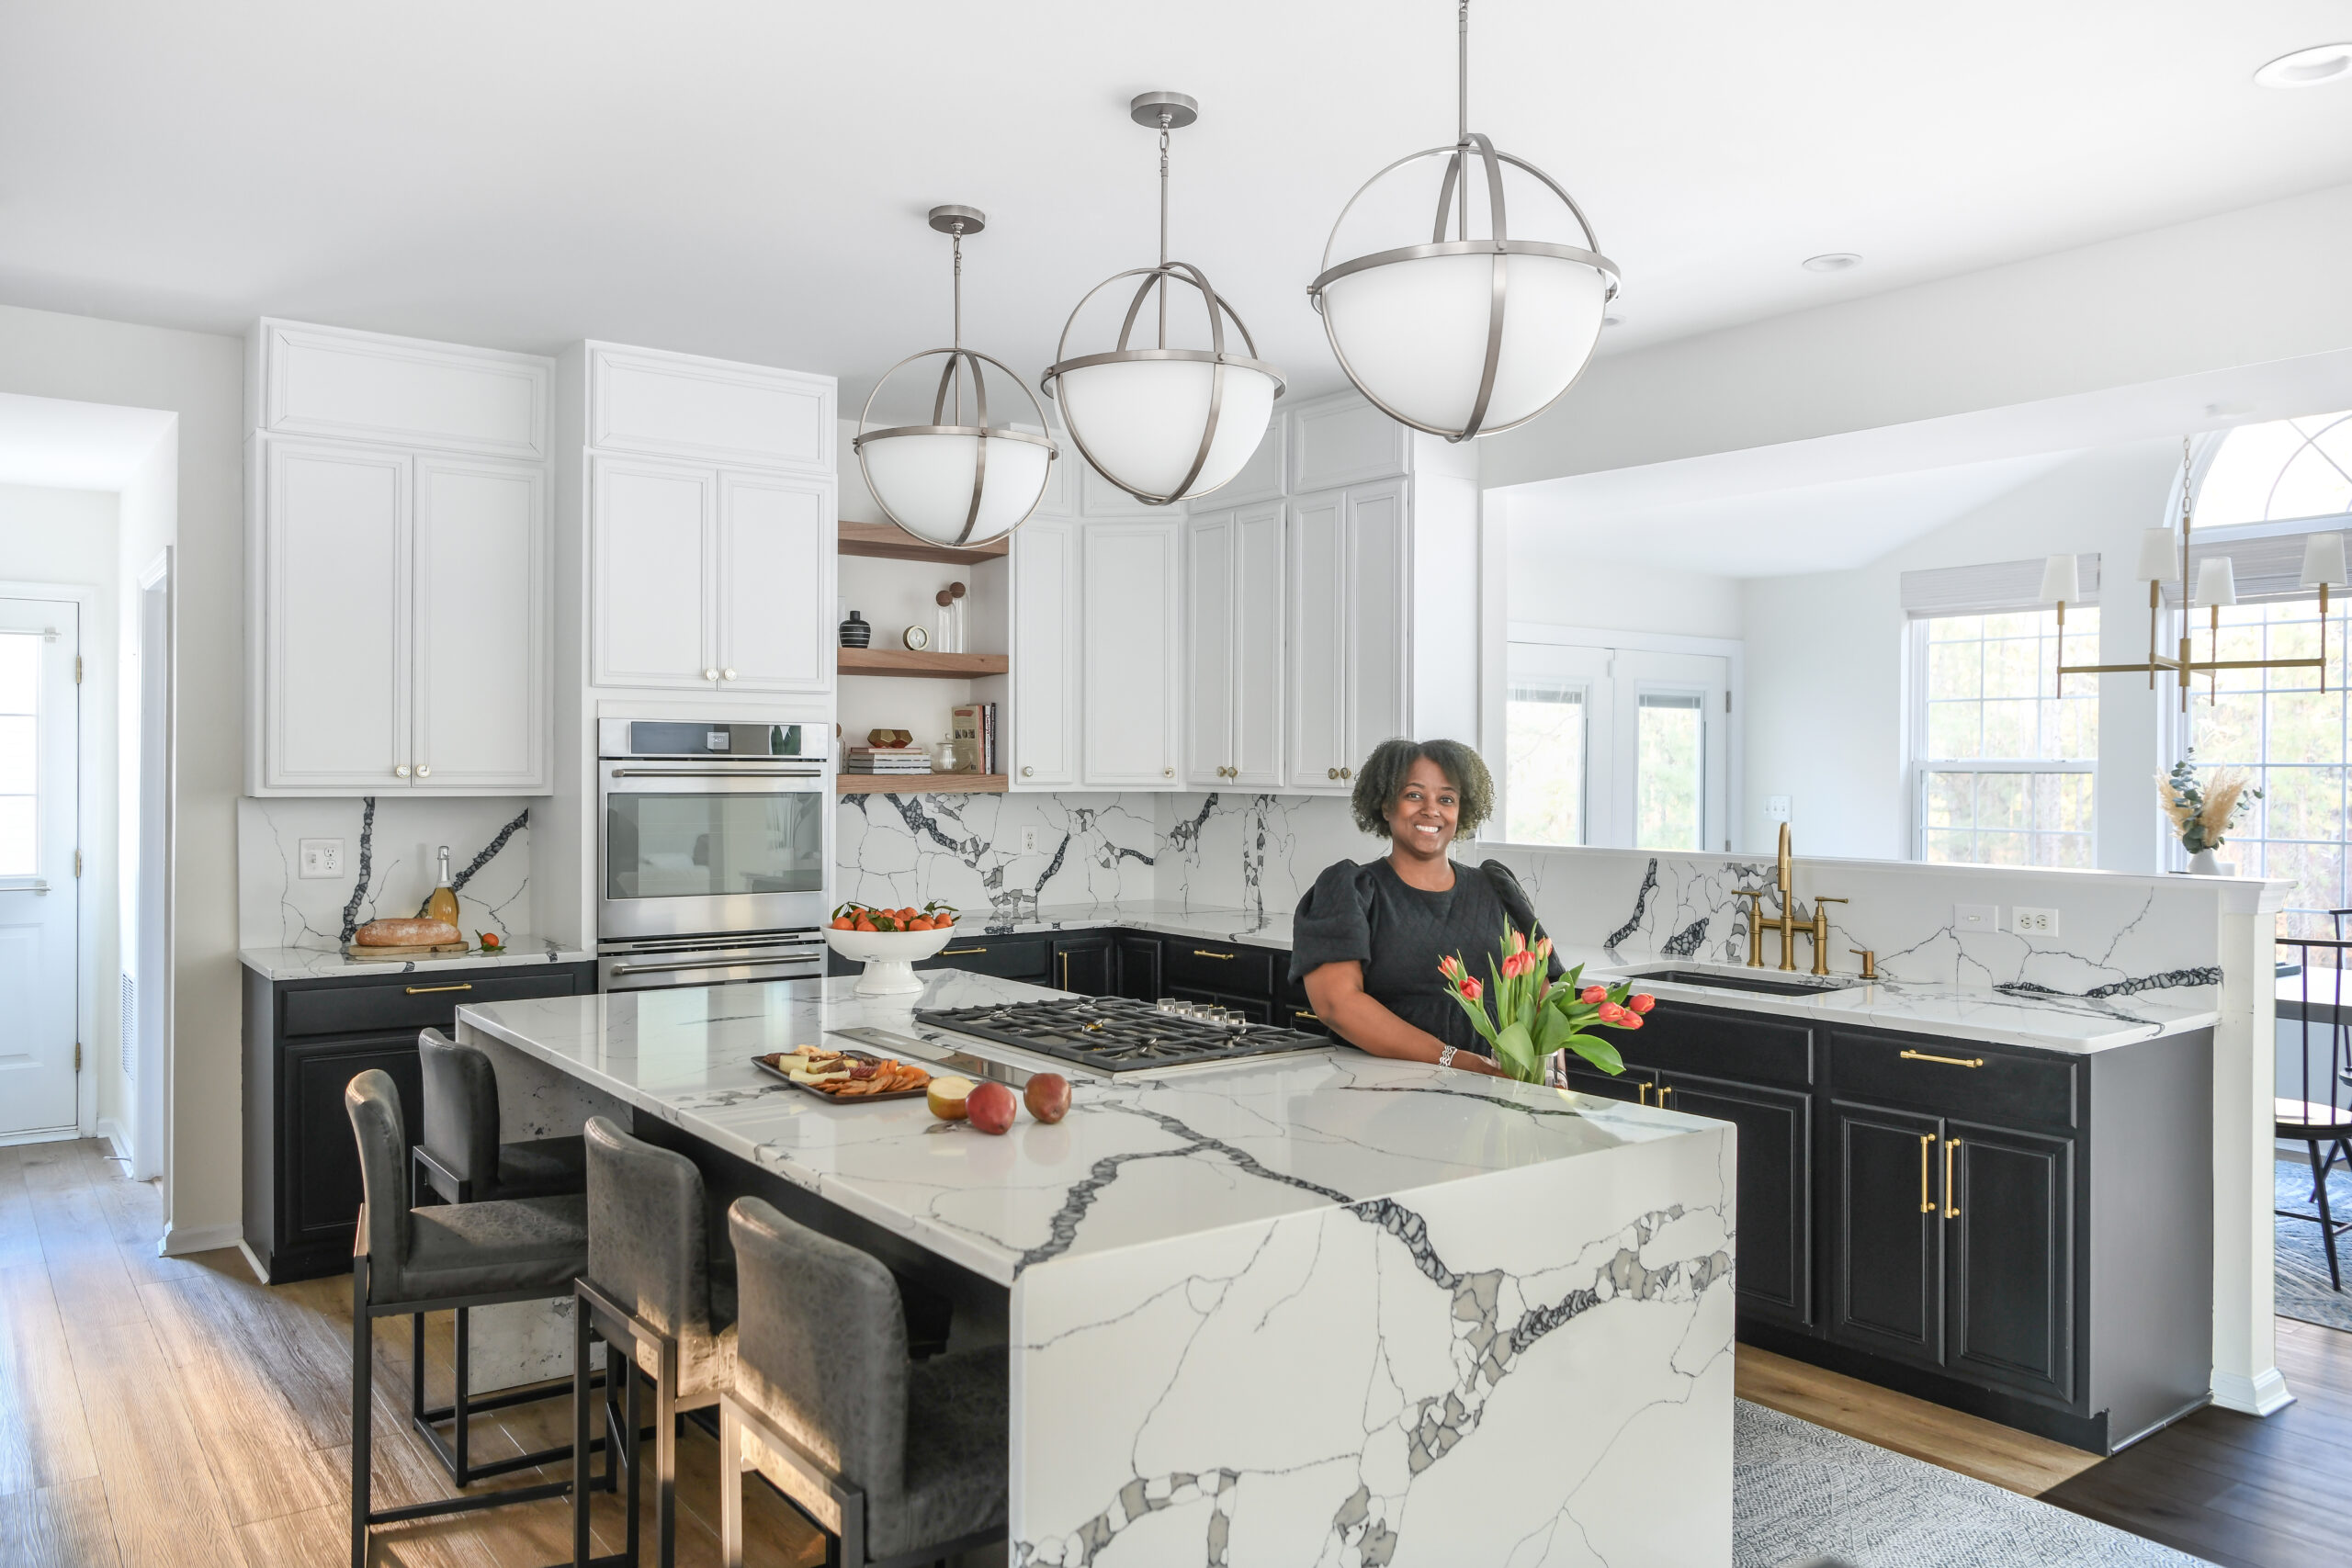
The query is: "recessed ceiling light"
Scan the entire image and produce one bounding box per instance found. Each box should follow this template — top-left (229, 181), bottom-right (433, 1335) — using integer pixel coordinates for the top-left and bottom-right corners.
top-left (2255, 43), bottom-right (2352, 88)
top-left (1802, 253), bottom-right (1861, 274)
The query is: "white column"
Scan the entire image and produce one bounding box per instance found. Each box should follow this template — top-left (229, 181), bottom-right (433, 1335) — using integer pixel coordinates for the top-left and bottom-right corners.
top-left (2210, 877), bottom-right (2292, 1415)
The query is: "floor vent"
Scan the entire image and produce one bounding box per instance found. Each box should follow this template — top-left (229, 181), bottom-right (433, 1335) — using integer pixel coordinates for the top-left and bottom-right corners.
top-left (120, 973), bottom-right (136, 1077)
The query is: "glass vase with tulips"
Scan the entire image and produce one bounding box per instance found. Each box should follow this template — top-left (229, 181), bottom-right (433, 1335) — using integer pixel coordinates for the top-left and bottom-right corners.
top-left (1438, 925), bottom-right (1653, 1085)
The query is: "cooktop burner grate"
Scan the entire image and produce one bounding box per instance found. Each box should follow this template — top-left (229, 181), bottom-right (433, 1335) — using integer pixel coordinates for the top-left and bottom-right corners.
top-left (914, 996), bottom-right (1331, 1074)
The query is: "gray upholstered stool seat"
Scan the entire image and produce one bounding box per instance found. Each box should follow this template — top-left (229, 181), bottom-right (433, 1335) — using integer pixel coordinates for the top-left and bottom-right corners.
top-left (718, 1194), bottom-right (1008, 1568)
top-left (570, 1115), bottom-right (741, 1568)
top-left (344, 1068), bottom-right (598, 1568)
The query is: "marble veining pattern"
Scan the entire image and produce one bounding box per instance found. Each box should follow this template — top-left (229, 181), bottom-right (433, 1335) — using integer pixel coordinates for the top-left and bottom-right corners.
top-left (239, 794), bottom-right (537, 952)
top-left (834, 791), bottom-right (1159, 923)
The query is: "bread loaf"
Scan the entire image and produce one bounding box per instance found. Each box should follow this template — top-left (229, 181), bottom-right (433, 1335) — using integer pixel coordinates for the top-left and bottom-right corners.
top-left (354, 917), bottom-right (462, 948)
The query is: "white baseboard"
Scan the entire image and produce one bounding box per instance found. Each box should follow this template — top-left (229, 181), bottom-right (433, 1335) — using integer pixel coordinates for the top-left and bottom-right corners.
top-left (0, 1125), bottom-right (84, 1148)
top-left (159, 1220), bottom-right (243, 1258)
top-left (95, 1117), bottom-right (131, 1163)
top-left (2211, 1365), bottom-right (2296, 1416)
top-left (234, 1239), bottom-right (270, 1284)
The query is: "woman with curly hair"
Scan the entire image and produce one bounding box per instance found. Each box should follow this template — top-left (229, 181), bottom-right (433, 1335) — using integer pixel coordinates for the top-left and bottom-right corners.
top-left (1291, 739), bottom-right (1559, 1076)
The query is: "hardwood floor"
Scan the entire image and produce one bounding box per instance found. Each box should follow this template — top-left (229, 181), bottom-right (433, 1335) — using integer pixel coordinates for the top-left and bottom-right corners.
top-left (0, 1139), bottom-right (826, 1568)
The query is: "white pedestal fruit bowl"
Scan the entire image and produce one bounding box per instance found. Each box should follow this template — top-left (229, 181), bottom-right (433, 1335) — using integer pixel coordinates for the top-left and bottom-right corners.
top-left (826, 925), bottom-right (958, 996)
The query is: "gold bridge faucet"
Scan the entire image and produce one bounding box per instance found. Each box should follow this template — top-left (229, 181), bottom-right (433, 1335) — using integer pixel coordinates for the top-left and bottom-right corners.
top-left (1735, 823), bottom-right (1848, 975)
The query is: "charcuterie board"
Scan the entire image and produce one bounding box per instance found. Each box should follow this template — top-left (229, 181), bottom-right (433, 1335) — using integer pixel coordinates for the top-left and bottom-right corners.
top-left (342, 942), bottom-right (472, 962)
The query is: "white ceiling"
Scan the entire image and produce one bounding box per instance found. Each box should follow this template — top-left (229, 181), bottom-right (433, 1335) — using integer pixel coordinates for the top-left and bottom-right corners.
top-left (2, 2), bottom-right (2349, 410)
top-left (0, 393), bottom-right (175, 491)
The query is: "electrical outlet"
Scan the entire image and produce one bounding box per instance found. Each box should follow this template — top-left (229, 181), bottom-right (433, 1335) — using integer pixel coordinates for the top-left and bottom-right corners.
top-left (1020, 827), bottom-right (1040, 855)
top-left (1955, 903), bottom-right (1998, 934)
top-left (299, 838), bottom-right (345, 879)
top-left (1765, 795), bottom-right (1792, 822)
top-left (2012, 907), bottom-right (2059, 937)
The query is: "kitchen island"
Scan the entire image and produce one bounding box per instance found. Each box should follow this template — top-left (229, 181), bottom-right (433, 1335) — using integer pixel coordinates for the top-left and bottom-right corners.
top-left (457, 970), bottom-right (1736, 1567)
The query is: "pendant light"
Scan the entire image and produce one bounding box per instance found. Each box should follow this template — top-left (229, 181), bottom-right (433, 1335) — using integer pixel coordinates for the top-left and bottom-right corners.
top-left (853, 206), bottom-right (1057, 547)
top-left (1041, 92), bottom-right (1284, 506)
top-left (1308, 0), bottom-right (1620, 442)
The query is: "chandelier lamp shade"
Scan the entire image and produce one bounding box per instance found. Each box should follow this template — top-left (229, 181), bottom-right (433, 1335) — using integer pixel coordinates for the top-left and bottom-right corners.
top-left (852, 206), bottom-right (1057, 548)
top-left (1040, 91), bottom-right (1284, 507)
top-left (1307, 0), bottom-right (1621, 443)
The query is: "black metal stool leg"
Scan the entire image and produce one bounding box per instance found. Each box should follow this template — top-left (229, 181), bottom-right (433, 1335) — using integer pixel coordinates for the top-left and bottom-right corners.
top-left (2314, 1141), bottom-right (2343, 1292)
top-left (353, 1262), bottom-right (372, 1568)
top-left (574, 1300), bottom-right (594, 1568)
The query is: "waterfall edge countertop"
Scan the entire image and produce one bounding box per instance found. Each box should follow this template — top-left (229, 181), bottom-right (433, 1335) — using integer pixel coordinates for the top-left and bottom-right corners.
top-left (456, 969), bottom-right (1738, 1566)
top-left (989, 900), bottom-right (2220, 1054)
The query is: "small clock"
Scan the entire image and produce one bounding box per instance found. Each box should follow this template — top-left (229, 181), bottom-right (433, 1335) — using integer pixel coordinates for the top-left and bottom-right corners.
top-left (902, 625), bottom-right (930, 650)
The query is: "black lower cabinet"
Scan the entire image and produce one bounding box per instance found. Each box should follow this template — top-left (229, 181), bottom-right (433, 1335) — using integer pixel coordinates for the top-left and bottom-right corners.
top-left (1052, 933), bottom-right (1115, 997)
top-left (1115, 933), bottom-right (1161, 1001)
top-left (1830, 1102), bottom-right (1946, 1365)
top-left (1946, 1119), bottom-right (2074, 1404)
top-left (243, 960), bottom-right (596, 1282)
top-left (1665, 1069), bottom-right (1812, 1330)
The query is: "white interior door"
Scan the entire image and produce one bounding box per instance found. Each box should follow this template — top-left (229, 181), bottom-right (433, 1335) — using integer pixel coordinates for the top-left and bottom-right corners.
top-left (0, 597), bottom-right (80, 1137)
top-left (1503, 641), bottom-right (1729, 852)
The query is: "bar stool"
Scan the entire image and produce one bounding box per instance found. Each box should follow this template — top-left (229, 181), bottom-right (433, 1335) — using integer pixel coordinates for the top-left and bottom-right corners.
top-left (344, 1069), bottom-right (599, 1568)
top-left (410, 1028), bottom-right (596, 1487)
top-left (571, 1116), bottom-right (739, 1568)
top-left (717, 1195), bottom-right (1007, 1568)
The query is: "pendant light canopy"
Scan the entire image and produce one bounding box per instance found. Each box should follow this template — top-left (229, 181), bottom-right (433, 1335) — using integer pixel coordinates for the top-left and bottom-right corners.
top-left (853, 206), bottom-right (1057, 547)
top-left (1041, 92), bottom-right (1284, 507)
top-left (1309, 0), bottom-right (1620, 442)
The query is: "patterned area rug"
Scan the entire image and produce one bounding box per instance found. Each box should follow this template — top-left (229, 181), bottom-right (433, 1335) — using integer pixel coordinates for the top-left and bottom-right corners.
top-left (1735, 1401), bottom-right (2208, 1568)
top-left (2274, 1151), bottom-right (2352, 1331)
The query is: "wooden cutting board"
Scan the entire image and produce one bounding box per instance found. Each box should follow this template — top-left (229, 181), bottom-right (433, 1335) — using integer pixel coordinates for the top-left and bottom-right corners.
top-left (341, 941), bottom-right (473, 962)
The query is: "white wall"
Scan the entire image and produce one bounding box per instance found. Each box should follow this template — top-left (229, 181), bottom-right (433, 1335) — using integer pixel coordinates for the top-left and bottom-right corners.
top-left (1505, 501), bottom-right (1744, 639)
top-left (1738, 439), bottom-right (2178, 866)
top-left (0, 303), bottom-right (244, 1251)
top-left (0, 483), bottom-right (122, 1134)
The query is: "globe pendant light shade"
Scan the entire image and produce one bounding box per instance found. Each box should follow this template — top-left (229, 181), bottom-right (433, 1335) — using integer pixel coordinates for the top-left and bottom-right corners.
top-left (852, 208), bottom-right (1057, 547)
top-left (1042, 92), bottom-right (1283, 507)
top-left (1309, 7), bottom-right (1620, 443)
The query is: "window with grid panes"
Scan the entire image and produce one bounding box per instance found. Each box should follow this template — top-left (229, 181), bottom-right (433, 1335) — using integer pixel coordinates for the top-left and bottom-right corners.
top-left (2184, 598), bottom-right (2350, 939)
top-left (1916, 608), bottom-right (2098, 866)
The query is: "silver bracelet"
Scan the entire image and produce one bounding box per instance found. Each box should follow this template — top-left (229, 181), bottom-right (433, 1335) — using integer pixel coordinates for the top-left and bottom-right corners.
top-left (1437, 1044), bottom-right (1457, 1069)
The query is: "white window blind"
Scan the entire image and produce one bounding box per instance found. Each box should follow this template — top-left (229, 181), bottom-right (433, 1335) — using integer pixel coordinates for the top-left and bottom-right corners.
top-left (1900, 555), bottom-right (2103, 619)
top-left (2161, 525), bottom-right (2352, 606)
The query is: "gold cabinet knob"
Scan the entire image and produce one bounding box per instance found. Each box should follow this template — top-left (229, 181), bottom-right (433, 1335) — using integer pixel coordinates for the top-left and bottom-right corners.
top-left (1341, 767), bottom-right (1352, 780)
top-left (1327, 768), bottom-right (1339, 780)
top-left (703, 668), bottom-right (720, 682)
top-left (394, 764), bottom-right (410, 779)
top-left (1162, 767), bottom-right (1173, 778)
top-left (722, 668), bottom-right (738, 682)
top-left (415, 764), bottom-right (431, 778)
top-left (1021, 765), bottom-right (1035, 777)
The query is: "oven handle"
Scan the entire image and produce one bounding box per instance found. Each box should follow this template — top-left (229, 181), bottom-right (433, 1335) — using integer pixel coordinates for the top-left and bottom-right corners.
top-left (607, 767), bottom-right (825, 779)
top-left (608, 952), bottom-right (821, 977)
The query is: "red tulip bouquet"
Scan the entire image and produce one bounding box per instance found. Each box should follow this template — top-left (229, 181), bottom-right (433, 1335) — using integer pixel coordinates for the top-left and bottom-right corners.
top-left (1438, 924), bottom-right (1655, 1085)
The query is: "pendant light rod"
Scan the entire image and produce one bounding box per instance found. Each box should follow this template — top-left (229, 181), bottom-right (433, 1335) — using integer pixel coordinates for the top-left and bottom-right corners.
top-left (1159, 116), bottom-right (1170, 346)
top-left (1455, 0), bottom-right (1470, 240)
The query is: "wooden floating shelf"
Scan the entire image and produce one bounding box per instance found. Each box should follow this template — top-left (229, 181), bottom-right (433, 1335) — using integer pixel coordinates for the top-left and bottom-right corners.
top-left (837, 519), bottom-right (1009, 566)
top-left (835, 773), bottom-right (1007, 795)
top-left (837, 648), bottom-right (1008, 679)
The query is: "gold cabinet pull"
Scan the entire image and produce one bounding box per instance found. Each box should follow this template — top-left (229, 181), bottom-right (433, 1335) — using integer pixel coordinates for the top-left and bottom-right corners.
top-left (1058, 952), bottom-right (1069, 988)
top-left (1294, 1009), bottom-right (1318, 1022)
top-left (404, 982), bottom-right (472, 996)
top-left (938, 946), bottom-right (987, 955)
top-left (1943, 1137), bottom-right (1962, 1220)
top-left (1900, 1049), bottom-right (1984, 1068)
top-left (1918, 1134), bottom-right (1936, 1213)
top-left (1656, 1083), bottom-right (1674, 1106)
top-left (1192, 949), bottom-right (1236, 960)
top-left (1636, 1083), bottom-right (1651, 1105)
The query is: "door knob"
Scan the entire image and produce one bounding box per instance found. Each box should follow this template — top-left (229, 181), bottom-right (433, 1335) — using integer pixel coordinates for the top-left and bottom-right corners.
top-left (415, 764), bottom-right (431, 778)
top-left (703, 668), bottom-right (720, 682)
top-left (722, 668), bottom-right (737, 682)
top-left (394, 764), bottom-right (410, 779)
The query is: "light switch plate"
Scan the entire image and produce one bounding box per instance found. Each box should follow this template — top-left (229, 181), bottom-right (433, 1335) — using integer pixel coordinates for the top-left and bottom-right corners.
top-left (1020, 827), bottom-right (1040, 855)
top-left (2012, 907), bottom-right (2059, 937)
top-left (1765, 795), bottom-right (1792, 821)
top-left (1955, 903), bottom-right (1998, 934)
top-left (299, 838), bottom-right (345, 879)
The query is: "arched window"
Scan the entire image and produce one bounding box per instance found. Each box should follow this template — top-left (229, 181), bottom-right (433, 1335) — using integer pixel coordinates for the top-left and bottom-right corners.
top-left (2197, 410), bottom-right (2352, 527)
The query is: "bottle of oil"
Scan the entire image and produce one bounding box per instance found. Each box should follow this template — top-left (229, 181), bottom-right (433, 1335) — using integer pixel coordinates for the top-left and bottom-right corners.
top-left (425, 846), bottom-right (461, 933)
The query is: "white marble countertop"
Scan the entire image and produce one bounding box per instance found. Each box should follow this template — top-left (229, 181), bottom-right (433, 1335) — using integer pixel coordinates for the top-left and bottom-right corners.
top-left (456, 970), bottom-right (1713, 1287)
top-left (976, 897), bottom-right (1296, 948)
top-left (241, 936), bottom-right (593, 981)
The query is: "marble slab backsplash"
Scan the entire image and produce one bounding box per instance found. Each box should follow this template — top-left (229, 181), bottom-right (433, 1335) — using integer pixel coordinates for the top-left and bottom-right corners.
top-left (835, 791), bottom-right (1159, 921)
top-left (239, 795), bottom-right (535, 951)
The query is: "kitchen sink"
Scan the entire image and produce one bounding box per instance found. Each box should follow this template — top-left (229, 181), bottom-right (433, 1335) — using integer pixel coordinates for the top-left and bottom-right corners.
top-left (1623, 967), bottom-right (1862, 998)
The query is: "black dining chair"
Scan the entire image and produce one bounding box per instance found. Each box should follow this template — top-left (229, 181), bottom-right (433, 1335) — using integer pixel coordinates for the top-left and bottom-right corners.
top-left (2277, 914), bottom-right (2352, 1291)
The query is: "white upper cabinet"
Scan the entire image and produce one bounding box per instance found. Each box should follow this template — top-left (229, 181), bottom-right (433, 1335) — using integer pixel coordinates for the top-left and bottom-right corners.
top-left (1286, 479), bottom-right (1408, 794)
top-left (591, 457), bottom-right (833, 694)
top-left (1183, 502), bottom-right (1285, 788)
top-left (589, 344), bottom-right (834, 474)
top-left (1080, 519), bottom-right (1182, 788)
top-left (592, 455), bottom-right (715, 689)
top-left (413, 457), bottom-right (548, 791)
top-left (714, 470), bottom-right (833, 693)
top-left (254, 320), bottom-right (548, 461)
top-left (1288, 390), bottom-right (1413, 493)
top-left (1010, 516), bottom-right (1080, 789)
top-left (253, 439), bottom-right (550, 795)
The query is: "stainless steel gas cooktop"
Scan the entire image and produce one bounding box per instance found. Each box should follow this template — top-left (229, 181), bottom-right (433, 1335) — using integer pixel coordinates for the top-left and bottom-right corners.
top-left (912, 995), bottom-right (1332, 1077)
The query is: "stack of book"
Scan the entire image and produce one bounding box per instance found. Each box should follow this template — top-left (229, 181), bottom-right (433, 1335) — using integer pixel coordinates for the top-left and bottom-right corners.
top-left (842, 746), bottom-right (933, 777)
top-left (949, 702), bottom-right (1000, 774)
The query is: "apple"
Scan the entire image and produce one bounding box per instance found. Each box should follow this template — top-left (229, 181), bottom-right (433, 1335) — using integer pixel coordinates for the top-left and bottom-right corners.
top-left (1023, 1072), bottom-right (1071, 1125)
top-left (926, 1076), bottom-right (975, 1122)
top-left (966, 1080), bottom-right (1019, 1135)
